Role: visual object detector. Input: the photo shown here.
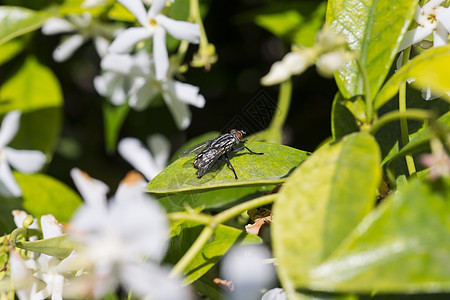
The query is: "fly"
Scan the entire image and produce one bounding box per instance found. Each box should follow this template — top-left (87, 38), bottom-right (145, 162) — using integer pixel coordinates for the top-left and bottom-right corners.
top-left (179, 129), bottom-right (264, 179)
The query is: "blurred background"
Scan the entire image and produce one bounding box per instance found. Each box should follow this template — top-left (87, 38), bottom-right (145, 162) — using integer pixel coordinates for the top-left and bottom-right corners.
top-left (0, 0), bottom-right (337, 189)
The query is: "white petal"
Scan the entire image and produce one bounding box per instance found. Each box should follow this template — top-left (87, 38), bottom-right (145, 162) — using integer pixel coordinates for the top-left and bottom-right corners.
top-left (260, 61), bottom-right (291, 86)
top-left (5, 147), bottom-right (46, 173)
top-left (433, 23), bottom-right (448, 47)
top-left (117, 0), bottom-right (149, 27)
top-left (101, 53), bottom-right (134, 74)
top-left (53, 34), bottom-right (86, 62)
top-left (436, 7), bottom-right (450, 32)
top-left (398, 27), bottom-right (432, 51)
top-left (156, 15), bottom-right (200, 43)
top-left (421, 86), bottom-right (440, 100)
top-left (0, 157), bottom-right (22, 197)
top-left (424, 0), bottom-right (445, 10)
top-left (93, 36), bottom-right (110, 58)
top-left (42, 18), bottom-right (76, 35)
top-left (153, 27), bottom-right (169, 80)
top-left (147, 134), bottom-right (170, 170)
top-left (12, 210), bottom-right (38, 229)
top-left (171, 81), bottom-right (205, 108)
top-left (162, 86), bottom-right (191, 129)
top-left (0, 110), bottom-right (21, 148)
top-left (262, 288), bottom-right (287, 300)
top-left (70, 168), bottom-right (109, 208)
top-left (148, 0), bottom-right (168, 18)
top-left (109, 27), bottom-right (153, 54)
top-left (118, 137), bottom-right (162, 180)
top-left (121, 264), bottom-right (190, 300)
top-left (40, 214), bottom-right (63, 239)
top-left (128, 77), bottom-right (158, 110)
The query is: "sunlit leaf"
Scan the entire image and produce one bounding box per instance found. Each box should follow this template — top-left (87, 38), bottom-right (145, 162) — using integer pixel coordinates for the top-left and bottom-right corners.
top-left (326, 0), bottom-right (417, 99)
top-left (147, 142), bottom-right (309, 194)
top-left (16, 234), bottom-right (77, 259)
top-left (272, 132), bottom-right (381, 290)
top-left (375, 45), bottom-right (450, 109)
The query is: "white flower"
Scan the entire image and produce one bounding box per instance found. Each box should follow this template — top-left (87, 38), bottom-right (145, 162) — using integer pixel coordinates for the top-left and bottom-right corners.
top-left (67, 168), bottom-right (183, 298)
top-left (0, 111), bottom-right (46, 197)
top-left (261, 288), bottom-right (287, 300)
top-left (261, 50), bottom-right (314, 86)
top-left (97, 51), bottom-right (205, 129)
top-left (42, 13), bottom-right (121, 61)
top-left (315, 51), bottom-right (346, 78)
top-left (399, 0), bottom-right (450, 51)
top-left (109, 0), bottom-right (200, 80)
top-left (118, 134), bottom-right (170, 180)
top-left (221, 245), bottom-right (275, 300)
top-left (82, 0), bottom-right (108, 9)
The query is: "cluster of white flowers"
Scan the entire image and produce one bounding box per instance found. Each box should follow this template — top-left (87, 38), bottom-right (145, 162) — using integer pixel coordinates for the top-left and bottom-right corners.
top-left (42, 0), bottom-right (204, 129)
top-left (261, 28), bottom-right (349, 86)
top-left (9, 169), bottom-right (189, 300)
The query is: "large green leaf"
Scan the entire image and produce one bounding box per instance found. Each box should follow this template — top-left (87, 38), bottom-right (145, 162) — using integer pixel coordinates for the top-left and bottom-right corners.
top-left (158, 185), bottom-right (274, 212)
top-left (103, 101), bottom-right (130, 154)
top-left (0, 55), bottom-right (63, 113)
top-left (15, 172), bottom-right (82, 223)
top-left (331, 92), bottom-right (359, 140)
top-left (307, 178), bottom-right (450, 293)
top-left (375, 45), bottom-right (450, 109)
top-left (165, 221), bottom-right (262, 285)
top-left (16, 234), bottom-right (77, 259)
top-left (272, 132), bottom-right (381, 291)
top-left (0, 34), bottom-right (30, 65)
top-left (326, 0), bottom-right (417, 99)
top-left (147, 142), bottom-right (309, 194)
top-left (0, 6), bottom-right (51, 45)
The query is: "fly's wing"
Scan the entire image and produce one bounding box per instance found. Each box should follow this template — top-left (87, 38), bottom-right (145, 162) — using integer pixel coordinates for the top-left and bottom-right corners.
top-left (179, 140), bottom-right (212, 158)
top-left (195, 148), bottom-right (222, 178)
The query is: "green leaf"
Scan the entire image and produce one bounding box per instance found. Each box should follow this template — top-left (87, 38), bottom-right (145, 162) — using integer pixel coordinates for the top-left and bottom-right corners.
top-left (103, 101), bottom-right (130, 154)
top-left (165, 221), bottom-right (262, 285)
top-left (158, 185), bottom-right (274, 212)
top-left (0, 34), bottom-right (30, 65)
top-left (16, 234), bottom-right (77, 259)
top-left (326, 0), bottom-right (417, 99)
top-left (307, 178), bottom-right (450, 293)
top-left (0, 55), bottom-right (63, 113)
top-left (375, 45), bottom-right (450, 109)
top-left (272, 132), bottom-right (381, 290)
top-left (331, 92), bottom-right (359, 140)
top-left (0, 6), bottom-right (51, 45)
top-left (147, 142), bottom-right (310, 194)
top-left (15, 172), bottom-right (82, 223)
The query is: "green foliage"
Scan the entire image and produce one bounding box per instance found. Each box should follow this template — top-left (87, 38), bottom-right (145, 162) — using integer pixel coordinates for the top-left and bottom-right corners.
top-left (272, 132), bottom-right (381, 293)
top-left (147, 142), bottom-right (309, 194)
top-left (103, 101), bottom-right (130, 153)
top-left (15, 172), bottom-right (82, 223)
top-left (326, 0), bottom-right (417, 99)
top-left (0, 6), bottom-right (51, 45)
top-left (165, 221), bottom-right (262, 285)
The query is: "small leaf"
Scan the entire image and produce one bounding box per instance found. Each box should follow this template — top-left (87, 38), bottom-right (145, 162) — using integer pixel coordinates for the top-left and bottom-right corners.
top-left (0, 34), bottom-right (30, 65)
top-left (103, 101), bottom-right (130, 154)
top-left (326, 0), bottom-right (417, 99)
top-left (147, 142), bottom-right (309, 194)
top-left (307, 178), bottom-right (450, 293)
top-left (16, 234), bottom-right (77, 259)
top-left (15, 172), bottom-right (82, 223)
top-left (0, 6), bottom-right (51, 45)
top-left (331, 92), bottom-right (359, 140)
top-left (375, 45), bottom-right (450, 109)
top-left (165, 221), bottom-right (262, 285)
top-left (0, 55), bottom-right (63, 113)
top-left (272, 132), bottom-right (381, 290)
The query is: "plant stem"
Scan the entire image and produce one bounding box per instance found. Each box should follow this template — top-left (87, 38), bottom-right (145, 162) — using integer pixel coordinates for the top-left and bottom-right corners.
top-left (369, 109), bottom-right (432, 135)
top-left (168, 194), bottom-right (277, 278)
top-left (356, 58), bottom-right (373, 123)
top-left (398, 48), bottom-right (417, 176)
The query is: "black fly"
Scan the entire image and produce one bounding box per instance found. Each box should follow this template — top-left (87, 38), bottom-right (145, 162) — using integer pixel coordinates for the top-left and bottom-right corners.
top-left (179, 129), bottom-right (264, 179)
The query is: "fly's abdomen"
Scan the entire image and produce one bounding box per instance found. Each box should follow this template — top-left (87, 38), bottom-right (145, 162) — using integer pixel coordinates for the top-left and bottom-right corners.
top-left (194, 148), bottom-right (221, 177)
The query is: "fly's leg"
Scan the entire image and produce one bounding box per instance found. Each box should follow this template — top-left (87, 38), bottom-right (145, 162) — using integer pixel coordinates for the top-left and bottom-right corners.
top-left (224, 153), bottom-right (239, 180)
top-left (232, 144), bottom-right (265, 155)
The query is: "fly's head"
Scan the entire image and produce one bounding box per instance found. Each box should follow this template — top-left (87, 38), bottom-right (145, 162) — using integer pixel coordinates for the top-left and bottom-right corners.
top-left (230, 129), bottom-right (246, 143)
